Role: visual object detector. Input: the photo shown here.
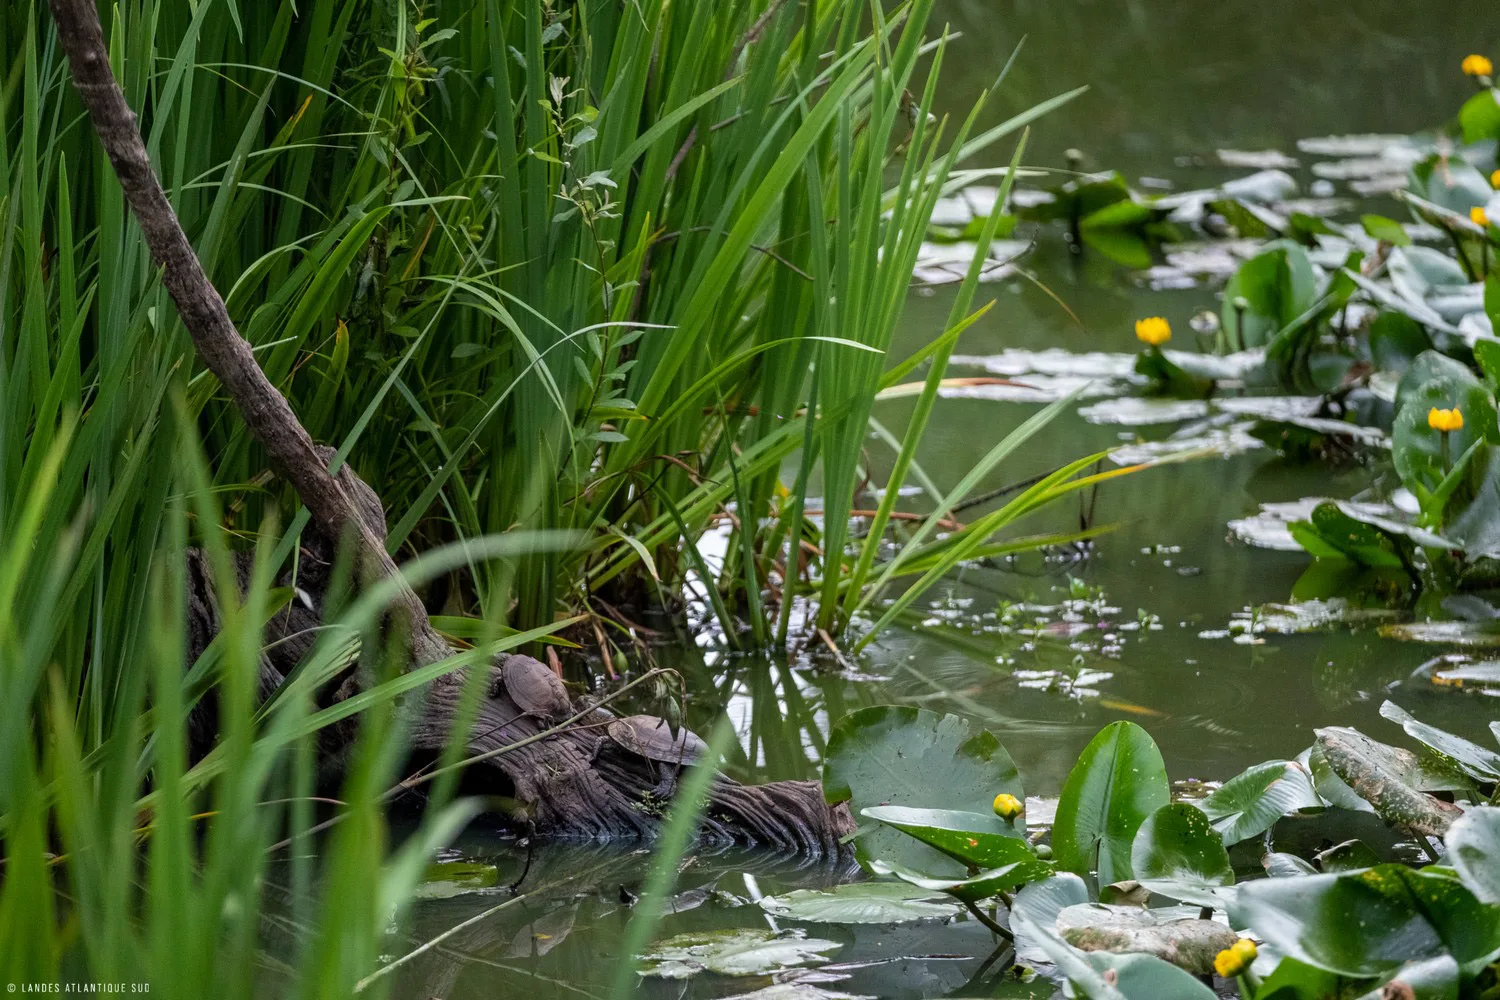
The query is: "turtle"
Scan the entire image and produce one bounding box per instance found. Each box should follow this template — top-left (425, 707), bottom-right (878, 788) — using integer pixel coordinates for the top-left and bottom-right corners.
top-left (494, 654), bottom-right (572, 721)
top-left (606, 714), bottom-right (708, 801)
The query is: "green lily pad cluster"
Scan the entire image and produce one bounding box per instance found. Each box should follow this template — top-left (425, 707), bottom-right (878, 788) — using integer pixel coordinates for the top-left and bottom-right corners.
top-left (1272, 347), bottom-right (1500, 598)
top-left (821, 703), bottom-right (1500, 1000)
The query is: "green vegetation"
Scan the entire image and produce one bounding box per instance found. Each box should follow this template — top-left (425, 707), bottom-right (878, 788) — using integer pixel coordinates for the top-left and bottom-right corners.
top-left (799, 703), bottom-right (1500, 998)
top-left (0, 0), bottom-right (1107, 992)
top-left (7, 0), bottom-right (1498, 995)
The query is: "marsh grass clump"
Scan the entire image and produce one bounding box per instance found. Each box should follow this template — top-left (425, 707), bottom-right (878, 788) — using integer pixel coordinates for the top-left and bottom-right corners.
top-left (0, 0), bottom-right (1112, 990)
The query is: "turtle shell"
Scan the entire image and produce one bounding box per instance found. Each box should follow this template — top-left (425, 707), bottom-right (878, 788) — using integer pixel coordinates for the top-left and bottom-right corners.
top-left (499, 655), bottom-right (571, 719)
top-left (607, 715), bottom-right (708, 764)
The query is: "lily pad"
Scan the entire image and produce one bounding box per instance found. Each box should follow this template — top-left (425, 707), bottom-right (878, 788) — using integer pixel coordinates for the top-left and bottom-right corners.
top-left (1296, 134), bottom-right (1411, 157)
top-left (638, 928), bottom-right (843, 979)
top-left (1109, 422), bottom-right (1264, 466)
top-left (1263, 852), bottom-right (1318, 877)
top-left (723, 986), bottom-right (869, 1000)
top-left (1130, 803), bottom-right (1234, 907)
top-left (1446, 806), bottom-right (1500, 903)
top-left (1313, 727), bottom-right (1467, 836)
top-left (1011, 895), bottom-right (1218, 999)
top-left (1197, 759), bottom-right (1322, 845)
top-left (1312, 839), bottom-right (1381, 873)
top-left (1306, 743), bottom-right (1377, 814)
top-left (823, 706), bottom-right (1022, 875)
top-left (1077, 398), bottom-right (1209, 426)
top-left (1379, 620), bottom-right (1500, 646)
top-left (1378, 700), bottom-right (1500, 783)
top-left (1052, 722), bottom-right (1170, 886)
top-left (1230, 865), bottom-right (1500, 979)
top-left (412, 861), bottom-right (500, 899)
top-left (1055, 903), bottom-right (1238, 976)
top-left (758, 881), bottom-right (958, 924)
top-left (870, 856), bottom-right (1051, 903)
top-left (1427, 658), bottom-right (1500, 692)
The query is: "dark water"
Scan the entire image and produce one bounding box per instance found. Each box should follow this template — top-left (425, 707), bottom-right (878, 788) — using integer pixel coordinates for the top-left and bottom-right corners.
top-left (369, 5), bottom-right (1500, 996)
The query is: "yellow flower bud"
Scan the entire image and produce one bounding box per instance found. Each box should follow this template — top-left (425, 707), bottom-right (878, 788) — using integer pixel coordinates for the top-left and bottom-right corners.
top-left (1473, 206), bottom-right (1491, 228)
top-left (1428, 407), bottom-right (1464, 433)
top-left (992, 792), bottom-right (1024, 822)
top-left (1463, 54), bottom-right (1495, 77)
top-left (1213, 938), bottom-right (1257, 977)
top-left (1134, 316), bottom-right (1171, 347)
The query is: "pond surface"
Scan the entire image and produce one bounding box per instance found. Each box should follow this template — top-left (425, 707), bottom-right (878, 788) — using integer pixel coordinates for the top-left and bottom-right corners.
top-left (368, 4), bottom-right (1500, 996)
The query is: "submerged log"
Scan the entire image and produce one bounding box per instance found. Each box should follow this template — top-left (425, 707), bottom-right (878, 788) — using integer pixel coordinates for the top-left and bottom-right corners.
top-left (184, 453), bottom-right (853, 854)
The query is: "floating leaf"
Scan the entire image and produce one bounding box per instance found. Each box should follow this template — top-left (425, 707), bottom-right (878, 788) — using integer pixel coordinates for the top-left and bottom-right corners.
top-left (1314, 727), bottom-right (1466, 836)
top-left (871, 857), bottom-right (1050, 903)
top-left (861, 806), bottom-right (1045, 876)
top-left (412, 861), bottom-right (499, 899)
top-left (1312, 839), bottom-right (1380, 873)
top-left (823, 706), bottom-right (1021, 875)
top-left (638, 929), bottom-right (842, 979)
top-left (1011, 899), bottom-right (1218, 999)
top-left (1013, 873), bottom-right (1091, 967)
top-left (1379, 700), bottom-right (1500, 782)
top-left (1250, 956), bottom-right (1374, 1000)
top-left (1221, 240), bottom-right (1318, 350)
top-left (1263, 852), bottom-right (1318, 878)
top-left (1052, 722), bottom-right (1170, 886)
top-left (723, 986), bottom-right (870, 1000)
top-left (1230, 865), bottom-right (1500, 979)
top-left (1130, 803), bottom-right (1234, 907)
top-left (1197, 760), bottom-right (1321, 845)
top-left (757, 881), bottom-right (957, 924)
top-left (1446, 806), bottom-right (1500, 904)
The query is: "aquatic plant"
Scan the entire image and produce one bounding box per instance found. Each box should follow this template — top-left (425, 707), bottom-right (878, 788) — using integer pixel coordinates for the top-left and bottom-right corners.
top-left (818, 703), bottom-right (1500, 999)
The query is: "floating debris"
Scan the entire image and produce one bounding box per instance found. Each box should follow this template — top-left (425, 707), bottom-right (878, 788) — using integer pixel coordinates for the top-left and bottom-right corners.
top-left (1295, 134), bottom-right (1413, 157)
top-left (639, 928), bottom-right (844, 979)
top-left (1227, 497), bottom-right (1404, 551)
top-left (1078, 398), bottom-right (1211, 426)
top-left (1216, 149), bottom-right (1300, 170)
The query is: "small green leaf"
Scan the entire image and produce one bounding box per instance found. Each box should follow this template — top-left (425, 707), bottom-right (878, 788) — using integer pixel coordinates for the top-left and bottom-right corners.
top-left (1379, 700), bottom-right (1500, 783)
top-left (823, 706), bottom-right (1022, 876)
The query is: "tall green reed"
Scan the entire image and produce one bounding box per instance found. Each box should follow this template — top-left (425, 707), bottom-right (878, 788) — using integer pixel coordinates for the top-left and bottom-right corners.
top-left (3, 0), bottom-right (1099, 664)
top-left (0, 0), bottom-right (1110, 984)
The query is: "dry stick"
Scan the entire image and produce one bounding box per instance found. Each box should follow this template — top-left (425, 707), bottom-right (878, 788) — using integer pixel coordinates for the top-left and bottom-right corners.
top-left (48, 0), bottom-right (444, 663)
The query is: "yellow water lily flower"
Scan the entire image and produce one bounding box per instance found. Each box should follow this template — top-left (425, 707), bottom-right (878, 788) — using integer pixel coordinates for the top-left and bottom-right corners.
top-left (1213, 938), bottom-right (1258, 977)
top-left (1429, 407), bottom-right (1464, 433)
top-left (992, 792), bottom-right (1024, 821)
top-left (1463, 54), bottom-right (1495, 77)
top-left (1473, 206), bottom-right (1491, 228)
top-left (1135, 316), bottom-right (1171, 347)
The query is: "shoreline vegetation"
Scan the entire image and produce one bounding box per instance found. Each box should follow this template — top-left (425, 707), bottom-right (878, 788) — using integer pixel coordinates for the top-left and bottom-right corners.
top-left (5, 0), bottom-right (1500, 996)
top-left (1, 0), bottom-right (1098, 993)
